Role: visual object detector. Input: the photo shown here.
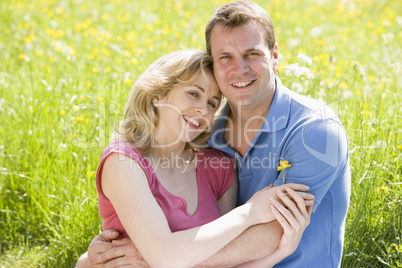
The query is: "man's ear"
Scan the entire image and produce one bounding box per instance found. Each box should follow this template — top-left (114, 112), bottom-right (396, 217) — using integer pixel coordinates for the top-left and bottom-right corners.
top-left (272, 42), bottom-right (279, 59)
top-left (272, 43), bottom-right (279, 71)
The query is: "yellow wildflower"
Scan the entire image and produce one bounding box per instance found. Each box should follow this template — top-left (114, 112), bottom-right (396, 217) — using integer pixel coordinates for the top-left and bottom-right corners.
top-left (277, 160), bottom-right (291, 171)
top-left (355, 90), bottom-right (363, 96)
top-left (397, 145), bottom-right (402, 150)
top-left (380, 185), bottom-right (390, 194)
top-left (123, 78), bottom-right (133, 86)
top-left (278, 160), bottom-right (291, 184)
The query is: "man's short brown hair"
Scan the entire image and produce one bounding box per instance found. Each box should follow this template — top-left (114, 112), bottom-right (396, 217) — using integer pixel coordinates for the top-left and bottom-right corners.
top-left (205, 1), bottom-right (276, 55)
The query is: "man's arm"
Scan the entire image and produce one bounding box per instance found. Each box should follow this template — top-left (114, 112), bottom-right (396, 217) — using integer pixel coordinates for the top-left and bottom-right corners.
top-left (75, 230), bottom-right (148, 268)
top-left (197, 221), bottom-right (283, 268)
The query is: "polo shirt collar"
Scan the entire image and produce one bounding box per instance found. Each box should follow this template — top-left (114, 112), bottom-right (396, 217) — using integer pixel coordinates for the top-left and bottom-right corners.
top-left (261, 76), bottom-right (290, 132)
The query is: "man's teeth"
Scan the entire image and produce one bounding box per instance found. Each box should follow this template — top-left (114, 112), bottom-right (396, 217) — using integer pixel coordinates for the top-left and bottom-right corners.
top-left (183, 115), bottom-right (200, 127)
top-left (233, 81), bottom-right (252, 87)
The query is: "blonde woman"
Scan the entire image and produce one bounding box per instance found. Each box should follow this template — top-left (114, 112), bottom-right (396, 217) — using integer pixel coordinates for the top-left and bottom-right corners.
top-left (78, 50), bottom-right (313, 268)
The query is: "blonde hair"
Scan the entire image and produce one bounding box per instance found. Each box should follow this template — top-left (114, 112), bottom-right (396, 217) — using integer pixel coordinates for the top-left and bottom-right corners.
top-left (111, 50), bottom-right (218, 153)
top-left (205, 0), bottom-right (276, 55)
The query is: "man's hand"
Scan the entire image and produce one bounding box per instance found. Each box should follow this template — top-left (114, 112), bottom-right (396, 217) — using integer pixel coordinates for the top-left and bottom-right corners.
top-left (86, 230), bottom-right (148, 268)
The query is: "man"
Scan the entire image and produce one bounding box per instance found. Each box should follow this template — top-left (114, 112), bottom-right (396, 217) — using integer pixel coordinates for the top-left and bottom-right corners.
top-left (78, 1), bottom-right (350, 267)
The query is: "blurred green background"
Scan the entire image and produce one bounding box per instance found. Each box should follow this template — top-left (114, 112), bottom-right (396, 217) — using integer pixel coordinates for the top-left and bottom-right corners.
top-left (0, 0), bottom-right (401, 267)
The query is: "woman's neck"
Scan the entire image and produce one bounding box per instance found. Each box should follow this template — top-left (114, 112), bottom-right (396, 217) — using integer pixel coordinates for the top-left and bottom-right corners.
top-left (145, 144), bottom-right (195, 172)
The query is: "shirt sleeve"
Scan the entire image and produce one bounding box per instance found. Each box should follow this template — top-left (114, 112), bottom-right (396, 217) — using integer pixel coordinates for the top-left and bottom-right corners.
top-left (96, 141), bottom-right (149, 199)
top-left (216, 153), bottom-right (235, 200)
top-left (273, 118), bottom-right (349, 212)
top-left (202, 150), bottom-right (235, 200)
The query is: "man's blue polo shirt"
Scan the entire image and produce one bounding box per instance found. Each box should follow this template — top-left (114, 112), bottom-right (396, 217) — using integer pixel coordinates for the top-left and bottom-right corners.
top-left (209, 77), bottom-right (351, 267)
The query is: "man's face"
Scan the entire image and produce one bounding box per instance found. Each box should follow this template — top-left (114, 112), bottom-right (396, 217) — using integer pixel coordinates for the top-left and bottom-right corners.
top-left (210, 21), bottom-right (278, 109)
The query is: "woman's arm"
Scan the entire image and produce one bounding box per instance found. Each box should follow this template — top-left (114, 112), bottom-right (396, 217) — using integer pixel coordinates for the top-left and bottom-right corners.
top-left (236, 187), bottom-right (313, 268)
top-left (101, 154), bottom-right (272, 268)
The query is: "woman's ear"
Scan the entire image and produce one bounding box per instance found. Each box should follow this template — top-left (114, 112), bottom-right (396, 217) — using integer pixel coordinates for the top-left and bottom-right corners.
top-left (152, 96), bottom-right (160, 106)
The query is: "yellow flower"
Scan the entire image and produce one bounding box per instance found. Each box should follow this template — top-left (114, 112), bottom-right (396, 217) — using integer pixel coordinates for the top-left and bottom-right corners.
top-left (278, 160), bottom-right (291, 184)
top-left (277, 160), bottom-right (291, 171)
top-left (123, 78), bottom-right (133, 86)
top-left (397, 145), bottom-right (402, 150)
top-left (97, 97), bottom-right (104, 102)
top-left (355, 90), bottom-right (363, 96)
top-left (380, 185), bottom-right (390, 194)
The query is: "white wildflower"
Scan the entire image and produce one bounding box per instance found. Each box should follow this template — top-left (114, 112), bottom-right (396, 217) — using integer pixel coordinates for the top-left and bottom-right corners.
top-left (381, 32), bottom-right (394, 44)
top-left (294, 27), bottom-right (304, 35)
top-left (286, 38), bottom-right (300, 47)
top-left (310, 26), bottom-right (323, 38)
top-left (297, 53), bottom-right (312, 65)
top-left (291, 82), bottom-right (304, 93)
top-left (342, 90), bottom-right (353, 99)
top-left (282, 63), bottom-right (315, 79)
top-left (396, 16), bottom-right (402, 26)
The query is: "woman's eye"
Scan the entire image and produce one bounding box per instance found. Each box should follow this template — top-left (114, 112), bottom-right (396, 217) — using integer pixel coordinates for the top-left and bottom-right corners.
top-left (189, 92), bottom-right (199, 98)
top-left (208, 101), bottom-right (217, 109)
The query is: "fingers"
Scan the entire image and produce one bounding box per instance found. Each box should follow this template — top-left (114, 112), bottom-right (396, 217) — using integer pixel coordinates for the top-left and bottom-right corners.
top-left (274, 190), bottom-right (300, 227)
top-left (97, 245), bottom-right (129, 264)
top-left (112, 238), bottom-right (134, 247)
top-left (281, 183), bottom-right (309, 192)
top-left (274, 188), bottom-right (312, 230)
top-left (285, 188), bottom-right (308, 220)
top-left (89, 240), bottom-right (114, 255)
top-left (87, 241), bottom-right (115, 265)
top-left (102, 244), bottom-right (148, 268)
top-left (271, 199), bottom-right (294, 233)
top-left (99, 229), bottom-right (120, 242)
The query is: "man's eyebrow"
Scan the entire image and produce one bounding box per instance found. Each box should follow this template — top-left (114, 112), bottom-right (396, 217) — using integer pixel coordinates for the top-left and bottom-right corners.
top-left (244, 48), bottom-right (263, 54)
top-left (194, 85), bottom-right (220, 101)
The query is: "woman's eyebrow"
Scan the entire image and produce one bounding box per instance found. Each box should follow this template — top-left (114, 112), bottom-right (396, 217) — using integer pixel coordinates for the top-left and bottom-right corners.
top-left (194, 84), bottom-right (220, 101)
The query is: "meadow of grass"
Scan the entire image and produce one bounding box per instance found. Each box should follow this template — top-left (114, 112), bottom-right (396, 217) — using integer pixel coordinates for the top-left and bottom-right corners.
top-left (0, 0), bottom-right (401, 267)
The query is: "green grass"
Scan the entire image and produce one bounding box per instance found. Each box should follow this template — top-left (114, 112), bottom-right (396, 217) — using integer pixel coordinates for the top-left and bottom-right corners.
top-left (0, 0), bottom-right (401, 267)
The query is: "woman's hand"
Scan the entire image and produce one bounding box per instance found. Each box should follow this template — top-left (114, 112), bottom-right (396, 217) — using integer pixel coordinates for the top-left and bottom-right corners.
top-left (270, 187), bottom-right (313, 258)
top-left (235, 187), bottom-right (313, 268)
top-left (245, 183), bottom-right (313, 225)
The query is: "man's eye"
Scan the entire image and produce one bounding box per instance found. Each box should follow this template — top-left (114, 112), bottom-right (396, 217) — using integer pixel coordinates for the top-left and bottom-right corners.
top-left (220, 55), bottom-right (231, 60)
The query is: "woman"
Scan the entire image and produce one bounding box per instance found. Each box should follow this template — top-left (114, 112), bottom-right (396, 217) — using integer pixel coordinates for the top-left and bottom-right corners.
top-left (92, 50), bottom-right (313, 267)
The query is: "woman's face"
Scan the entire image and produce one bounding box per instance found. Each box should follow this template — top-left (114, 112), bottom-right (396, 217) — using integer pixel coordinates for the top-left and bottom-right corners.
top-left (153, 69), bottom-right (220, 146)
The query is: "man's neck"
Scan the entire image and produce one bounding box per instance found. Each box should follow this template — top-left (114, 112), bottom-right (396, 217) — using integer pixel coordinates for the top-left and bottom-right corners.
top-left (224, 83), bottom-right (277, 156)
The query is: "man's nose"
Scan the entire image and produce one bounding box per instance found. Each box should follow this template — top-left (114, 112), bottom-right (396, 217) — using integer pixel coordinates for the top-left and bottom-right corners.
top-left (232, 57), bottom-right (250, 74)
